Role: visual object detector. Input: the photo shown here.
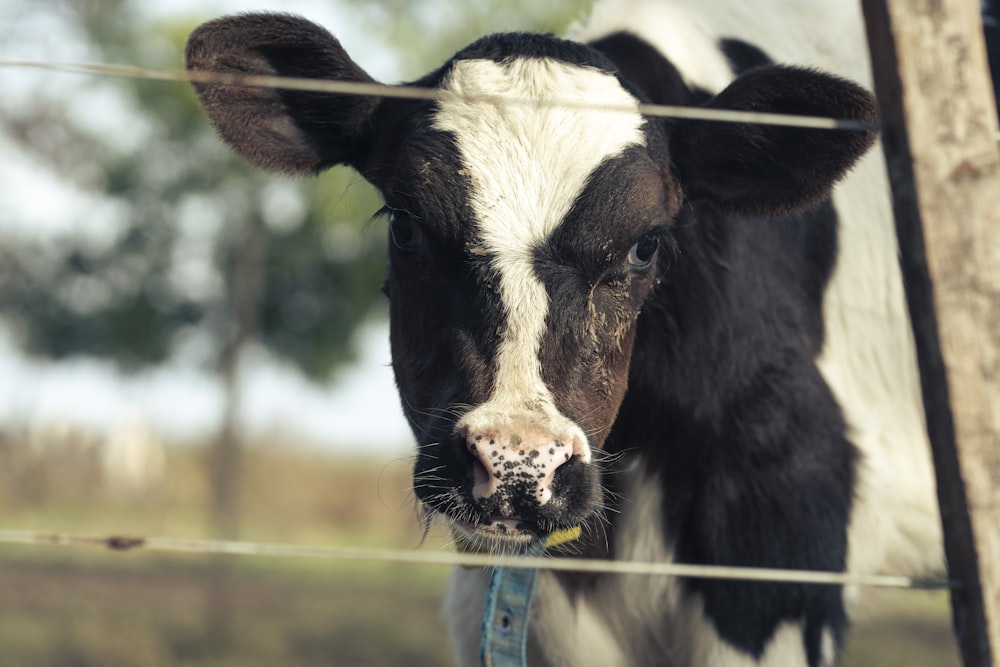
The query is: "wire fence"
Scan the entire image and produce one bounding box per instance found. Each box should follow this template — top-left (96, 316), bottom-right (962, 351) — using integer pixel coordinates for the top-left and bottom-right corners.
top-left (0, 55), bottom-right (989, 596)
top-left (0, 529), bottom-right (955, 590)
top-left (3, 59), bottom-right (995, 138)
top-left (0, 59), bottom-right (888, 131)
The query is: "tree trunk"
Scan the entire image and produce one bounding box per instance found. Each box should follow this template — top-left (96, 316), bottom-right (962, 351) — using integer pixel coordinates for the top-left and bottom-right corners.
top-left (205, 214), bottom-right (265, 649)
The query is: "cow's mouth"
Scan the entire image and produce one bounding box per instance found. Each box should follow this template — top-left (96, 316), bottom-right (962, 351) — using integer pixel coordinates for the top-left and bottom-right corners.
top-left (451, 517), bottom-right (540, 553)
top-left (451, 517), bottom-right (585, 555)
top-left (478, 517), bottom-right (527, 534)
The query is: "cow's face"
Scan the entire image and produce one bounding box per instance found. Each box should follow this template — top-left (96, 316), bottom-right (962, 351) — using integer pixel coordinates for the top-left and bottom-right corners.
top-left (379, 53), bottom-right (681, 546)
top-left (186, 15), bottom-right (877, 550)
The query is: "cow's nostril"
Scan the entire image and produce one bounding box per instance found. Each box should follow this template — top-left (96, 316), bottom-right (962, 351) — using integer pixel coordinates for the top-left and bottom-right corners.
top-left (467, 440), bottom-right (500, 499)
top-left (471, 455), bottom-right (490, 493)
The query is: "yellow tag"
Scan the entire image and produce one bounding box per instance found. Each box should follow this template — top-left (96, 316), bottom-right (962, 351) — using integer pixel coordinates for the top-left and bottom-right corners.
top-left (452, 526), bottom-right (581, 556)
top-left (544, 525), bottom-right (582, 548)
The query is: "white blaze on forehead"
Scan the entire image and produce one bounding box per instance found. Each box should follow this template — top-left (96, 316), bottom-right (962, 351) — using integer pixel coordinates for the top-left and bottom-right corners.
top-left (434, 56), bottom-right (645, 447)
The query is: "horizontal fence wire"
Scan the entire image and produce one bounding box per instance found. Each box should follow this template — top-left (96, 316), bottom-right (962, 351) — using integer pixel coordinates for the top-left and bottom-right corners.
top-left (5, 60), bottom-right (997, 139)
top-left (2, 60), bottom-right (874, 131)
top-left (0, 529), bottom-right (955, 591)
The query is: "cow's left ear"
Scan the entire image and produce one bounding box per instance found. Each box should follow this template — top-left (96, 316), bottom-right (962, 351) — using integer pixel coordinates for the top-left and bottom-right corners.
top-left (671, 65), bottom-right (878, 217)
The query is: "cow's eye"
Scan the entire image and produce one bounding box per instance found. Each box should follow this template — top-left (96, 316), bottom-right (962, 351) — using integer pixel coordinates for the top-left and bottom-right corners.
top-left (627, 232), bottom-right (660, 270)
top-left (389, 213), bottom-right (424, 253)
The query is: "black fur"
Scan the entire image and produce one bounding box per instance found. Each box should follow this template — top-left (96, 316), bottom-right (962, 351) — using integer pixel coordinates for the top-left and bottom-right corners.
top-left (596, 36), bottom-right (852, 659)
top-left (720, 37), bottom-right (775, 74)
top-left (607, 198), bottom-right (853, 659)
top-left (985, 0), bottom-right (1000, 112)
top-left (671, 65), bottom-right (878, 216)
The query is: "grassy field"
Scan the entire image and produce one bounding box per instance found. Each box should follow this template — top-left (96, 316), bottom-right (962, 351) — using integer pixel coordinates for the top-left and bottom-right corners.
top-left (0, 547), bottom-right (451, 667)
top-left (0, 444), bottom-right (962, 666)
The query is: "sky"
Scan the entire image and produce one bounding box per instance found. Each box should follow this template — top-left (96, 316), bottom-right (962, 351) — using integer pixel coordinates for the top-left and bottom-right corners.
top-left (0, 321), bottom-right (411, 451)
top-left (0, 0), bottom-right (415, 454)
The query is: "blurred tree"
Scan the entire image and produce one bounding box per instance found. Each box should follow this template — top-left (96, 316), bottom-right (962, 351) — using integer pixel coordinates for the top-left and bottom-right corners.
top-left (0, 9), bottom-right (387, 380)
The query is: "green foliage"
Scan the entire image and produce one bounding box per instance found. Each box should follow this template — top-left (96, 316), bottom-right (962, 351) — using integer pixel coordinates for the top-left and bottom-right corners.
top-left (256, 191), bottom-right (386, 381)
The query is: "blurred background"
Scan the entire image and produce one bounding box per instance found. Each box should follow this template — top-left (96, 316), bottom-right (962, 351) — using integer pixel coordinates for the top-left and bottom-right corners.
top-left (0, 1), bottom-right (961, 665)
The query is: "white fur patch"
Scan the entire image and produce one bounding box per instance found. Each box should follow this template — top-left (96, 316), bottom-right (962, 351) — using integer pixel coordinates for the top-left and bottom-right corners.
top-left (821, 628), bottom-right (837, 667)
top-left (443, 566), bottom-right (490, 666)
top-left (435, 58), bottom-right (645, 453)
top-left (691, 619), bottom-right (810, 666)
top-left (569, 0), bottom-right (734, 92)
top-left (530, 572), bottom-right (630, 667)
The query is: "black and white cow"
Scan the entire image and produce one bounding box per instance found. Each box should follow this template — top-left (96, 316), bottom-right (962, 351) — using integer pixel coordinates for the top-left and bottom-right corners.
top-left (186, 1), bottom-right (999, 665)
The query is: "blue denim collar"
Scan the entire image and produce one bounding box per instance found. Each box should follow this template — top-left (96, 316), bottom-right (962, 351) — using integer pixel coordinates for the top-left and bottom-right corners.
top-left (477, 527), bottom-right (581, 667)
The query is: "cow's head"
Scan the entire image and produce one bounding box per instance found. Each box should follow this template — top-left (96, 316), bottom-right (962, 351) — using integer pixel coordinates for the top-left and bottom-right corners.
top-left (187, 14), bottom-right (877, 551)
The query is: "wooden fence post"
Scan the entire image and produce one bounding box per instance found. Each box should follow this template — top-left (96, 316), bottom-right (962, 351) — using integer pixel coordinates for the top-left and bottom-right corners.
top-left (861, 1), bottom-right (1000, 665)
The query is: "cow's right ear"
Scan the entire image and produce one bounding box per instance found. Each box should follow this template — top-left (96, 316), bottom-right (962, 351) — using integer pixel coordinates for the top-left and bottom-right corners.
top-left (186, 13), bottom-right (380, 175)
